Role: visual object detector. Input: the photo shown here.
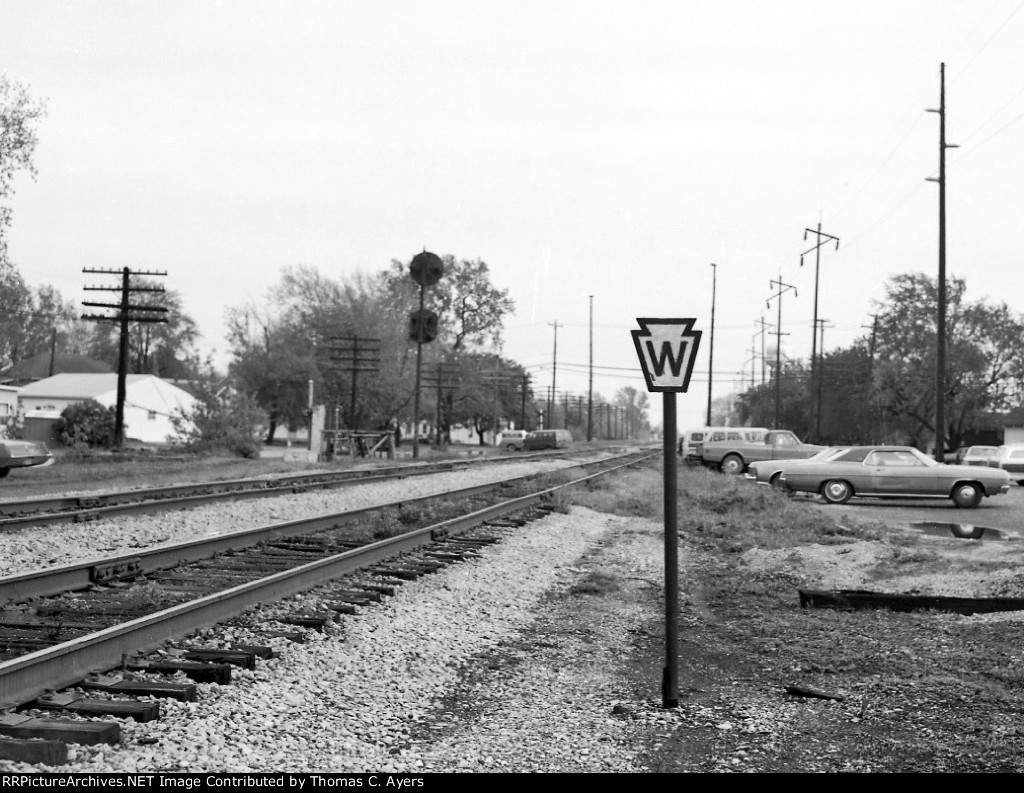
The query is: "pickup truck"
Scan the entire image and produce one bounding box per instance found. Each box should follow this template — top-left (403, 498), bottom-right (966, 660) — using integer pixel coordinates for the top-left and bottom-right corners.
top-left (701, 429), bottom-right (827, 475)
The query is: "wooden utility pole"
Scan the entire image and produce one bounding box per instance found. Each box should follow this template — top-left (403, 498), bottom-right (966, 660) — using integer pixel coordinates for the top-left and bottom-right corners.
top-left (800, 223), bottom-right (839, 442)
top-left (927, 63), bottom-right (957, 462)
top-left (81, 267), bottom-right (168, 447)
top-left (548, 320), bottom-right (560, 429)
top-left (766, 277), bottom-right (797, 430)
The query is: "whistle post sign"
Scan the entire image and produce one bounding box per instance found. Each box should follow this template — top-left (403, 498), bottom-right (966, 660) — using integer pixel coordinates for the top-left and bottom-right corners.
top-left (631, 316), bottom-right (702, 710)
top-left (631, 318), bottom-right (702, 393)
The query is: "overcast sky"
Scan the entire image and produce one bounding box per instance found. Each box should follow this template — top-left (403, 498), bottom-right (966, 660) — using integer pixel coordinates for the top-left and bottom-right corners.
top-left (3, 0), bottom-right (1024, 434)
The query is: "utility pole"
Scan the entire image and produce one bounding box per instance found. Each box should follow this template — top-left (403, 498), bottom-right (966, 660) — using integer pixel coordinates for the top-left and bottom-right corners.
top-left (520, 373), bottom-right (530, 430)
top-left (329, 335), bottom-right (381, 429)
top-left (81, 267), bottom-right (168, 447)
top-left (421, 362), bottom-right (458, 446)
top-left (813, 319), bottom-right (833, 441)
top-left (755, 316), bottom-right (773, 385)
top-left (588, 296), bottom-right (594, 441)
top-left (863, 314), bottom-right (879, 442)
top-left (800, 223), bottom-right (839, 443)
top-left (927, 63), bottom-right (957, 462)
top-left (766, 276), bottom-right (797, 430)
top-left (706, 263), bottom-right (717, 426)
top-left (548, 320), bottom-right (560, 429)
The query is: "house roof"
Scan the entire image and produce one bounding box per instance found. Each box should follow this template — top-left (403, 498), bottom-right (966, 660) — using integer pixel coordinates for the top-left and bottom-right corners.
top-left (18, 373), bottom-right (178, 401)
top-left (0, 353), bottom-right (112, 385)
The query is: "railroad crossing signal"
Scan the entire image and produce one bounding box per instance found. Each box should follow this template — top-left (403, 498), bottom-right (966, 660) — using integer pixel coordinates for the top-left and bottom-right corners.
top-left (631, 318), bottom-right (702, 393)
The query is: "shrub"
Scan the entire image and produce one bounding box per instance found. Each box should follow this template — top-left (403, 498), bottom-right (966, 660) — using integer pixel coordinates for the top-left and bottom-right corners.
top-left (171, 389), bottom-right (264, 458)
top-left (54, 400), bottom-right (118, 448)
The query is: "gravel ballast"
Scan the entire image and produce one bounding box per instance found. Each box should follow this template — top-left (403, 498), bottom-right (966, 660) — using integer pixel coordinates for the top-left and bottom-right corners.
top-left (1, 505), bottom-right (672, 773)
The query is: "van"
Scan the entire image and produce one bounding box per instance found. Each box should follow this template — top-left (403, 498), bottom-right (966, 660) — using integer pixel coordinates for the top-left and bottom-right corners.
top-left (498, 429), bottom-right (528, 451)
top-left (679, 426), bottom-right (768, 464)
top-left (523, 429), bottom-right (573, 450)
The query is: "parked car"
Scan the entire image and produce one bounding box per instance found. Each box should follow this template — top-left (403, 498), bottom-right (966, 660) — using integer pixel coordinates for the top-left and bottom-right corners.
top-left (960, 445), bottom-right (999, 467)
top-left (0, 439), bottom-right (54, 478)
top-left (523, 429), bottom-right (573, 450)
top-left (777, 445), bottom-right (1011, 508)
top-left (498, 430), bottom-right (528, 451)
top-left (701, 429), bottom-right (826, 475)
top-left (678, 426), bottom-right (769, 466)
top-left (987, 444), bottom-right (1024, 485)
top-left (746, 446), bottom-right (849, 488)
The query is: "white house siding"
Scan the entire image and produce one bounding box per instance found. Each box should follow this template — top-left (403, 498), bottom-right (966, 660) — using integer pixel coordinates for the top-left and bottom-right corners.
top-left (17, 374), bottom-right (197, 445)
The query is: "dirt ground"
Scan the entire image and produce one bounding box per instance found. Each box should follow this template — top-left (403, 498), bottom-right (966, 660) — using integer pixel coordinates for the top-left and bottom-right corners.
top-left (557, 472), bottom-right (1024, 773)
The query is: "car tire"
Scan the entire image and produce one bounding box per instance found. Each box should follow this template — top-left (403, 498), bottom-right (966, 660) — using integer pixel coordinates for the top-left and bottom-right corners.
top-left (769, 472), bottom-right (789, 492)
top-left (0, 467), bottom-right (9, 479)
top-left (504, 443), bottom-right (517, 451)
top-left (721, 455), bottom-right (745, 476)
top-left (821, 479), bottom-right (853, 504)
top-left (951, 482), bottom-right (982, 509)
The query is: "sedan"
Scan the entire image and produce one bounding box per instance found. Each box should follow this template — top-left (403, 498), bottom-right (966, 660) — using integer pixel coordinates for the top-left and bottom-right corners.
top-left (0, 439), bottom-right (54, 478)
top-left (777, 445), bottom-right (1011, 508)
top-left (988, 444), bottom-right (1024, 485)
top-left (746, 446), bottom-right (849, 489)
top-left (960, 445), bottom-right (998, 466)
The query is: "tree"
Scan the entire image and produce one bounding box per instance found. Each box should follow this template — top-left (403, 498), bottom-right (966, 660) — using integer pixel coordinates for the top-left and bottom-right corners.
top-left (735, 361), bottom-right (811, 437)
top-left (226, 302), bottom-right (319, 445)
top-left (84, 280), bottom-right (202, 379)
top-left (0, 75), bottom-right (46, 265)
top-left (871, 273), bottom-right (1024, 450)
top-left (381, 255), bottom-right (515, 352)
top-left (0, 261), bottom-right (78, 370)
top-left (613, 386), bottom-right (650, 439)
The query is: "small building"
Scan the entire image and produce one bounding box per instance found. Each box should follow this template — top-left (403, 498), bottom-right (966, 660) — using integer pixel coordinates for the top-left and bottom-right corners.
top-left (17, 373), bottom-right (198, 445)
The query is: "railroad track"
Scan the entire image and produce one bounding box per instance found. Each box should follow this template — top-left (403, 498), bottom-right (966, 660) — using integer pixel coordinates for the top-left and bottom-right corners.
top-left (0, 446), bottom-right (625, 530)
top-left (0, 449), bottom-right (654, 762)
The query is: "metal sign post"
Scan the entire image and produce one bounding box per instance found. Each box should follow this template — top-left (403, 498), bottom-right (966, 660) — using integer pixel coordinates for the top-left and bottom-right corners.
top-left (631, 317), bottom-right (702, 709)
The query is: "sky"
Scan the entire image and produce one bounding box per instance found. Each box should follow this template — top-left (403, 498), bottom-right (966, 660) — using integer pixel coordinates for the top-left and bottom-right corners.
top-left (3, 0), bottom-right (1024, 435)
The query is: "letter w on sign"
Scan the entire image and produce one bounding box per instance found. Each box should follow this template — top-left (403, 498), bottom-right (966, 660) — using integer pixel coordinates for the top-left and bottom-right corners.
top-left (631, 318), bottom-right (702, 393)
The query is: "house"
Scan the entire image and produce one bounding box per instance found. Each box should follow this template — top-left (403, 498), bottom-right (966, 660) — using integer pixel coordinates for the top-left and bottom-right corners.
top-left (17, 373), bottom-right (198, 445)
top-left (0, 385), bottom-right (18, 432)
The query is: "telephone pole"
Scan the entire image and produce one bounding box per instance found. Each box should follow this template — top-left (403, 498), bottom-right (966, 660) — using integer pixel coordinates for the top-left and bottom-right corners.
top-left (587, 296), bottom-right (594, 441)
top-left (548, 320), bottom-right (560, 429)
top-left (927, 63), bottom-right (957, 462)
top-left (82, 267), bottom-right (168, 447)
top-left (800, 223), bottom-right (839, 443)
top-left (706, 263), bottom-right (717, 426)
top-left (755, 316), bottom-right (773, 385)
top-left (767, 276), bottom-right (797, 430)
top-left (814, 318), bottom-right (833, 441)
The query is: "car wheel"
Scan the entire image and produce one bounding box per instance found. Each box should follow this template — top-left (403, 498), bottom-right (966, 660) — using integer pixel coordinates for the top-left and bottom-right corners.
top-left (504, 443), bottom-right (517, 451)
top-left (821, 479), bottom-right (852, 504)
top-left (951, 482), bottom-right (982, 508)
top-left (769, 472), bottom-right (789, 492)
top-left (721, 455), bottom-right (744, 476)
top-left (0, 467), bottom-right (9, 479)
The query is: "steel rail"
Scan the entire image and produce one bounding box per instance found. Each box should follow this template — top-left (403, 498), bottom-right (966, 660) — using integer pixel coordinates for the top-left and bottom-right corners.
top-left (0, 450), bottom-right (647, 604)
top-left (0, 447), bottom-right (614, 529)
top-left (0, 451), bottom-right (655, 709)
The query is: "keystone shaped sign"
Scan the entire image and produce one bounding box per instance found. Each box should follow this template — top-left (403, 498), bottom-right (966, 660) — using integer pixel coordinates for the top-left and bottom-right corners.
top-left (631, 318), bottom-right (702, 393)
